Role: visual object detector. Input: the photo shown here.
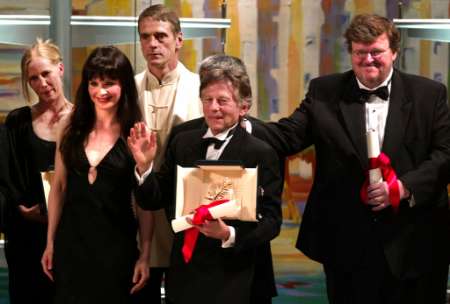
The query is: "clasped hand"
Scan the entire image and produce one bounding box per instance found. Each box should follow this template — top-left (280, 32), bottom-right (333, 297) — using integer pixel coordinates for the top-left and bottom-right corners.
top-left (127, 122), bottom-right (157, 175)
top-left (187, 217), bottom-right (231, 241)
top-left (367, 181), bottom-right (390, 211)
top-left (18, 203), bottom-right (46, 223)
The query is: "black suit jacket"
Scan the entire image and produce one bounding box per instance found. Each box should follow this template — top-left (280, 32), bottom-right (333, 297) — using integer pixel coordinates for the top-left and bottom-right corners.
top-left (136, 125), bottom-right (282, 304)
top-left (263, 69), bottom-right (450, 279)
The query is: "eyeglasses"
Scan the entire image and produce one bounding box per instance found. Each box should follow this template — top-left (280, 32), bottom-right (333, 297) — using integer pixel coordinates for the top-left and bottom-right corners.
top-left (352, 49), bottom-right (388, 59)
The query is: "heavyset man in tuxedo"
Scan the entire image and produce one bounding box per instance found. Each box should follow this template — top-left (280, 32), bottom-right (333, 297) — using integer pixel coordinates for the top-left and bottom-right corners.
top-left (129, 55), bottom-right (282, 304)
top-left (262, 14), bottom-right (450, 304)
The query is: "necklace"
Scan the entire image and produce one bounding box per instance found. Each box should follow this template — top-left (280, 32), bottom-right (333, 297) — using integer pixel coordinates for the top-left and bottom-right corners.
top-left (45, 101), bottom-right (72, 125)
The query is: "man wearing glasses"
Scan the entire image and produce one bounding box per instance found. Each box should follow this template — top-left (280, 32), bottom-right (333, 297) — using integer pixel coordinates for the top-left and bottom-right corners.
top-left (263, 14), bottom-right (450, 304)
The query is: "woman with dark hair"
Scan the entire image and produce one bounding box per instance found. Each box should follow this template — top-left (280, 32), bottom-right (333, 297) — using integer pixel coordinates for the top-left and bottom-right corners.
top-left (3, 38), bottom-right (72, 304)
top-left (41, 46), bottom-right (151, 303)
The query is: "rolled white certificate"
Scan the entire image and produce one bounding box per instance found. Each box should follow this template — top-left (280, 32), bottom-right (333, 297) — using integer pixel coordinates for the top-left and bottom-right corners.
top-left (171, 200), bottom-right (241, 233)
top-left (171, 214), bottom-right (194, 233)
top-left (366, 130), bottom-right (382, 184)
top-left (208, 199), bottom-right (241, 219)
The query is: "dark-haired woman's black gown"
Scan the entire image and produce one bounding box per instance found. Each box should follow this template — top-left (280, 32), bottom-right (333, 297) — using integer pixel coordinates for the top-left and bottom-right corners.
top-left (53, 139), bottom-right (139, 304)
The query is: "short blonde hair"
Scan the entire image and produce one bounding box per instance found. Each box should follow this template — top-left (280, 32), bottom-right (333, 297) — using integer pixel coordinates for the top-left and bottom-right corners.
top-left (21, 38), bottom-right (63, 102)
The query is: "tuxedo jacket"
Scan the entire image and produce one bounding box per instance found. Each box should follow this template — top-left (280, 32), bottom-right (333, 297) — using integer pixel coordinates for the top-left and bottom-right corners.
top-left (136, 126), bottom-right (282, 304)
top-left (263, 69), bottom-right (450, 279)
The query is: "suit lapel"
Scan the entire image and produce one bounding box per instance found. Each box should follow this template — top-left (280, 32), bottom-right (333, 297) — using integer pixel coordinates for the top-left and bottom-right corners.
top-left (183, 132), bottom-right (208, 163)
top-left (219, 126), bottom-right (246, 160)
top-left (382, 70), bottom-right (411, 159)
top-left (339, 76), bottom-right (368, 168)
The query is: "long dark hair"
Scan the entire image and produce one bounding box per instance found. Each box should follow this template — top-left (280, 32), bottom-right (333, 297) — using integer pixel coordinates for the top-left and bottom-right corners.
top-left (60, 46), bottom-right (142, 169)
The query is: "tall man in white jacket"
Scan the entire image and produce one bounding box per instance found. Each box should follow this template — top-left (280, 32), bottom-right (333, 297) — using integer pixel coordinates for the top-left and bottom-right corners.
top-left (134, 4), bottom-right (202, 303)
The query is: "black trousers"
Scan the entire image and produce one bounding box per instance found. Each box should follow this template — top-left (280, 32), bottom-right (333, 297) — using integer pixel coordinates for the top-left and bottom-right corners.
top-left (324, 243), bottom-right (449, 304)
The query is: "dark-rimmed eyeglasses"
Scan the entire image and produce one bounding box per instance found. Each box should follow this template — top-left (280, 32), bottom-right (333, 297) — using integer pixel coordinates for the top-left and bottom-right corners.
top-left (351, 49), bottom-right (388, 59)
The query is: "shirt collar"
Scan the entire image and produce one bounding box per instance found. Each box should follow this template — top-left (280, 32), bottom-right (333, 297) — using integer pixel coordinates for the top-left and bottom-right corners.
top-left (356, 68), bottom-right (393, 92)
top-left (203, 123), bottom-right (238, 140)
top-left (146, 64), bottom-right (180, 88)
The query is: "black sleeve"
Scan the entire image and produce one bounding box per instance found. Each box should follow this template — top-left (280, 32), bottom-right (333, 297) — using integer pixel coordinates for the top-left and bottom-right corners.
top-left (400, 83), bottom-right (450, 206)
top-left (251, 83), bottom-right (317, 158)
top-left (4, 107), bottom-right (33, 205)
top-left (233, 143), bottom-right (283, 252)
top-left (0, 125), bottom-right (12, 232)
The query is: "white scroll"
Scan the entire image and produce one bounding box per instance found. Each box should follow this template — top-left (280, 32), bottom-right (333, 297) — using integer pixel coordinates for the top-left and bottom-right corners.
top-left (171, 200), bottom-right (241, 233)
top-left (366, 129), bottom-right (382, 184)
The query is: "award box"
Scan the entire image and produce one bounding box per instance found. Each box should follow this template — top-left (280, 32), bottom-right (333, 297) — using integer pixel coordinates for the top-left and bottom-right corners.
top-left (175, 160), bottom-right (258, 222)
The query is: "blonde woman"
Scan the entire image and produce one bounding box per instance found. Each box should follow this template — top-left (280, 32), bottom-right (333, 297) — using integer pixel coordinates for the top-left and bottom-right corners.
top-left (3, 38), bottom-right (72, 304)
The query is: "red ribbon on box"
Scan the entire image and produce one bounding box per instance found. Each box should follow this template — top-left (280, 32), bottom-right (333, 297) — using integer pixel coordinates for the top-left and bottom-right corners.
top-left (182, 199), bottom-right (229, 263)
top-left (360, 152), bottom-right (400, 212)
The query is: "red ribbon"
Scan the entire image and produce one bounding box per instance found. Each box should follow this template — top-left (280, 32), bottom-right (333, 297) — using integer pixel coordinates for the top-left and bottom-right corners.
top-left (182, 199), bottom-right (229, 263)
top-left (360, 152), bottom-right (400, 212)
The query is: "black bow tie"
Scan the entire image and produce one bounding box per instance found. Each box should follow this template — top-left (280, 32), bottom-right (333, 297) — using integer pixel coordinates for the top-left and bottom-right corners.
top-left (358, 86), bottom-right (389, 102)
top-left (202, 127), bottom-right (236, 149)
top-left (202, 137), bottom-right (227, 149)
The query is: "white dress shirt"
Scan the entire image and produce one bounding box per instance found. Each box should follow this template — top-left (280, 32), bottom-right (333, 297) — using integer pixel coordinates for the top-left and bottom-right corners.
top-left (202, 124), bottom-right (238, 248)
top-left (357, 68), bottom-right (393, 147)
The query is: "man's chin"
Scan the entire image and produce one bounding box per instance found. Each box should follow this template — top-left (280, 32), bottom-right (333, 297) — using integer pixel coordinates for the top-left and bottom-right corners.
top-left (148, 58), bottom-right (164, 67)
top-left (359, 74), bottom-right (382, 88)
top-left (207, 122), bottom-right (224, 132)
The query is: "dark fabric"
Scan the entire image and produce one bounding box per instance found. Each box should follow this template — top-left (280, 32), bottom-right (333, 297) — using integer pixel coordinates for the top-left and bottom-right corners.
top-left (0, 124), bottom-right (10, 233)
top-left (53, 139), bottom-right (139, 304)
top-left (261, 69), bottom-right (450, 301)
top-left (4, 107), bottom-right (48, 209)
top-left (136, 125), bottom-right (282, 304)
top-left (133, 267), bottom-right (167, 304)
top-left (4, 221), bottom-right (52, 304)
top-left (29, 130), bottom-right (56, 172)
top-left (2, 107), bottom-right (54, 304)
top-left (324, 255), bottom-right (449, 304)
